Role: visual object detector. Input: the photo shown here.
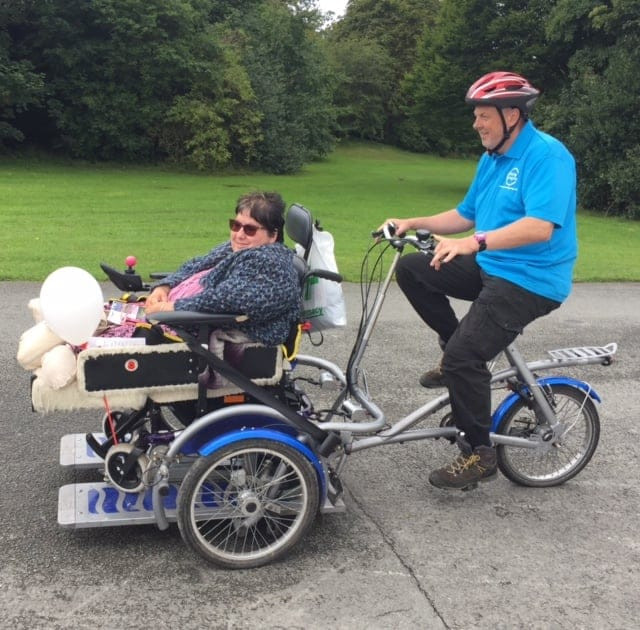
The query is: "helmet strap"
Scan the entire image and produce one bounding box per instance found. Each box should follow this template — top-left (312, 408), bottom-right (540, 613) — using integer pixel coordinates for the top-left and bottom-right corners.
top-left (487, 107), bottom-right (521, 155)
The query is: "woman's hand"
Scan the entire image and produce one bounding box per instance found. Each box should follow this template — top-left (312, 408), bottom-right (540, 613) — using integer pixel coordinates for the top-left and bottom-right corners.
top-left (145, 286), bottom-right (172, 314)
top-left (145, 299), bottom-right (175, 315)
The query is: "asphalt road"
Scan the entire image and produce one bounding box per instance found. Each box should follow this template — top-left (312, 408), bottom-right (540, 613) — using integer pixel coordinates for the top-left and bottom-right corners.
top-left (1, 280), bottom-right (639, 629)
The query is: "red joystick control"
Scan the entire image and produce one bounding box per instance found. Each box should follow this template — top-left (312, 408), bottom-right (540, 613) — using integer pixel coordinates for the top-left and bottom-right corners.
top-left (125, 255), bottom-right (137, 274)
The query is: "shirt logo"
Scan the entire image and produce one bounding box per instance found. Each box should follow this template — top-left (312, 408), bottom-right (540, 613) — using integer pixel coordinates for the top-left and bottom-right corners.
top-left (501, 167), bottom-right (519, 191)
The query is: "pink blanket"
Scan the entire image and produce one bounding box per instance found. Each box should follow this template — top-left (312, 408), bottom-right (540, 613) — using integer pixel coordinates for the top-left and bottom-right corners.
top-left (102, 268), bottom-right (210, 337)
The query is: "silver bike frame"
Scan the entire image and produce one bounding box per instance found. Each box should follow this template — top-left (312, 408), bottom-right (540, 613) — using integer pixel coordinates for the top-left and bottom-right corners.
top-left (148, 237), bottom-right (616, 529)
top-left (293, 246), bottom-right (617, 454)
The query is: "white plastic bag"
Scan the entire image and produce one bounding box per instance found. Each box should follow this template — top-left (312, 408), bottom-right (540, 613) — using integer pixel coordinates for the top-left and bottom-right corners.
top-left (296, 226), bottom-right (347, 331)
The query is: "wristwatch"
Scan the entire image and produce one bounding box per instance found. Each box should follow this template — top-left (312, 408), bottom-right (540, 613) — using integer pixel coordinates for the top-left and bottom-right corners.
top-left (473, 231), bottom-right (487, 252)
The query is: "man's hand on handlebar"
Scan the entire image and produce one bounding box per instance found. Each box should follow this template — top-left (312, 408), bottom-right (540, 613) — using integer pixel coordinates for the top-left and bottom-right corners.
top-left (371, 219), bottom-right (437, 256)
top-left (373, 218), bottom-right (413, 238)
top-left (429, 235), bottom-right (478, 270)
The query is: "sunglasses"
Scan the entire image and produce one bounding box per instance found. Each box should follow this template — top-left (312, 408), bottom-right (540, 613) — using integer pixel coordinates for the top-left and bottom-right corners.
top-left (229, 219), bottom-right (268, 236)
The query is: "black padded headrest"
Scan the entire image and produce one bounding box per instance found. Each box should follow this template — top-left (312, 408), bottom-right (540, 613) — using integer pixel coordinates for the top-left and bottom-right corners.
top-left (285, 204), bottom-right (313, 261)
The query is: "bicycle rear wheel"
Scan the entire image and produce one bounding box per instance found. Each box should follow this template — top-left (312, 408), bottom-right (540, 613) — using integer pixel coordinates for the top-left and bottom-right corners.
top-left (496, 384), bottom-right (600, 487)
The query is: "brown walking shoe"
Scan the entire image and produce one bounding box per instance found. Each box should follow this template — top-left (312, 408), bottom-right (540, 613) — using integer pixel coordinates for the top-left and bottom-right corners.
top-left (419, 357), bottom-right (446, 388)
top-left (429, 445), bottom-right (498, 491)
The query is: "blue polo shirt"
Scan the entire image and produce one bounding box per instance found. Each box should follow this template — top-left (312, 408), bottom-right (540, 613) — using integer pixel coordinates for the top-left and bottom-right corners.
top-left (457, 121), bottom-right (577, 302)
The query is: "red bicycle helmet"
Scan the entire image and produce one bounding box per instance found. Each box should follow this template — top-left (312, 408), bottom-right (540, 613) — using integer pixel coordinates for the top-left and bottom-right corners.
top-left (465, 71), bottom-right (539, 113)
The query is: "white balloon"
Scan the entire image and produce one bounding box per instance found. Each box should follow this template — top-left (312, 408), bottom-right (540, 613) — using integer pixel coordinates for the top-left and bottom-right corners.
top-left (40, 267), bottom-right (104, 345)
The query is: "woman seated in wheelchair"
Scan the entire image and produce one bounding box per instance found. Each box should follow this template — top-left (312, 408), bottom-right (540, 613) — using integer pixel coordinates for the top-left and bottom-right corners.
top-left (22, 191), bottom-right (302, 428)
top-left (109, 191), bottom-right (301, 347)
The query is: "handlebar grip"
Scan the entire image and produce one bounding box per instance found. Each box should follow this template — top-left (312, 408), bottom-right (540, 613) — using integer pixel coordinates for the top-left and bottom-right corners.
top-left (371, 222), bottom-right (397, 239)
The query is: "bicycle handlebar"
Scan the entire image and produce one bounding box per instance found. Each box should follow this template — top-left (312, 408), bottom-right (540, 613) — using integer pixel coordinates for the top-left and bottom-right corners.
top-left (371, 223), bottom-right (436, 254)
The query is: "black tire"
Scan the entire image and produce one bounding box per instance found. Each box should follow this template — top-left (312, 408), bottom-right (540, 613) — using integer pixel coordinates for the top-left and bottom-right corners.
top-left (104, 443), bottom-right (148, 493)
top-left (496, 384), bottom-right (600, 487)
top-left (177, 438), bottom-right (320, 569)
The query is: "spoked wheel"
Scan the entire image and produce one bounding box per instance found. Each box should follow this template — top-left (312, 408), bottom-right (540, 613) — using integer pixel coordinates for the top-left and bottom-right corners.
top-left (177, 438), bottom-right (320, 569)
top-left (496, 384), bottom-right (600, 487)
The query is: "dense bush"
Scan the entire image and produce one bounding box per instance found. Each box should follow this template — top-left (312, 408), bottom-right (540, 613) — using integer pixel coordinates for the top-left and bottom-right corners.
top-left (543, 0), bottom-right (640, 218)
top-left (1, 0), bottom-right (334, 172)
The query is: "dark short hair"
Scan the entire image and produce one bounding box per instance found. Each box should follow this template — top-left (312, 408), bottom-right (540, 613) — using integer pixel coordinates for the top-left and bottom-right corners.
top-left (235, 192), bottom-right (286, 242)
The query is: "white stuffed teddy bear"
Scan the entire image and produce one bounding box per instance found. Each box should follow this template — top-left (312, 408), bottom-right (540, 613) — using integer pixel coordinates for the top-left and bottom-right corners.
top-left (17, 298), bottom-right (78, 389)
top-left (38, 344), bottom-right (78, 389)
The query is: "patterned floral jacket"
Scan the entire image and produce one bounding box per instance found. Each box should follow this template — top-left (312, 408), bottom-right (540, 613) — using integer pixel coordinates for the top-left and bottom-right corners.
top-left (152, 242), bottom-right (301, 346)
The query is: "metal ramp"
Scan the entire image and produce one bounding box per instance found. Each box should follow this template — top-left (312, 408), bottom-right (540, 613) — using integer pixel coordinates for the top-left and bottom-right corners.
top-left (58, 435), bottom-right (346, 527)
top-left (60, 433), bottom-right (106, 469)
top-left (58, 480), bottom-right (344, 529)
top-left (58, 482), bottom-right (179, 528)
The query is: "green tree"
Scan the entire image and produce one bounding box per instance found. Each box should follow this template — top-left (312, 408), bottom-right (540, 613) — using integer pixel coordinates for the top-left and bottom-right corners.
top-left (486, 0), bottom-right (567, 97)
top-left (399, 0), bottom-right (498, 154)
top-left (399, 0), bottom-right (559, 155)
top-left (545, 0), bottom-right (640, 218)
top-left (332, 0), bottom-right (438, 74)
top-left (238, 1), bottom-right (336, 173)
top-left (13, 0), bottom-right (203, 159)
top-left (156, 24), bottom-right (262, 170)
top-left (0, 48), bottom-right (44, 147)
top-left (327, 36), bottom-right (394, 140)
top-left (0, 3), bottom-right (45, 147)
top-left (328, 0), bottom-right (439, 142)
top-left (8, 0), bottom-right (266, 166)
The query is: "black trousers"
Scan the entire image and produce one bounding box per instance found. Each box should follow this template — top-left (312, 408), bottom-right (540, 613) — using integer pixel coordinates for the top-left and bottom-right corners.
top-left (396, 252), bottom-right (560, 448)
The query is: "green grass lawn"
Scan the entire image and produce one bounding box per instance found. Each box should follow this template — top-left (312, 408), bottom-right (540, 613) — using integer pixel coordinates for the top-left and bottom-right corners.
top-left (1, 142), bottom-right (638, 282)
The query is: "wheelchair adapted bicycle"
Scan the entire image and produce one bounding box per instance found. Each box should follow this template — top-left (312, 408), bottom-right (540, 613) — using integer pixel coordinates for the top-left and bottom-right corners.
top-left (34, 205), bottom-right (617, 569)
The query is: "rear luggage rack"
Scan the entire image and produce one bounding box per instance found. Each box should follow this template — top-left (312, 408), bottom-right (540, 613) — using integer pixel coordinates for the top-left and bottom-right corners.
top-left (548, 343), bottom-right (617, 363)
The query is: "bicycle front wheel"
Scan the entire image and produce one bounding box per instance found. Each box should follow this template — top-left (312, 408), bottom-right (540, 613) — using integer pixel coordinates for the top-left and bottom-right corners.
top-left (177, 438), bottom-right (320, 569)
top-left (496, 384), bottom-right (600, 487)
